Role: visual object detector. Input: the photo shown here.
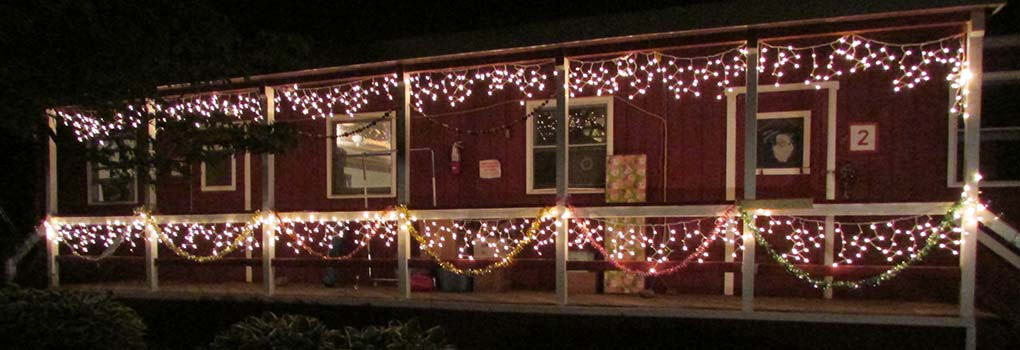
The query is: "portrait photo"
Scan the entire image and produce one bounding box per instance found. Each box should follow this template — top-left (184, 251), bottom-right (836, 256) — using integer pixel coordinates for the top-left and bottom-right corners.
top-left (756, 111), bottom-right (811, 175)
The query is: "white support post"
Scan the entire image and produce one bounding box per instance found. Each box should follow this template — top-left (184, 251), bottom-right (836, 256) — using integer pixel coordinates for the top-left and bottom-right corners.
top-left (826, 88), bottom-right (838, 200)
top-left (724, 228), bottom-right (735, 296)
top-left (823, 216), bottom-right (835, 299)
top-left (44, 110), bottom-right (59, 287)
top-left (144, 221), bottom-right (159, 291)
top-left (144, 103), bottom-right (159, 292)
top-left (554, 57), bottom-right (570, 306)
top-left (262, 86), bottom-right (277, 295)
top-left (741, 42), bottom-right (759, 313)
top-left (960, 8), bottom-right (984, 333)
top-left (395, 71), bottom-right (412, 299)
top-left (244, 152), bottom-right (253, 283)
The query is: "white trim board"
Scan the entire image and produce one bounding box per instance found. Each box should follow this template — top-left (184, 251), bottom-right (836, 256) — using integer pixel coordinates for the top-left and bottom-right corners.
top-left (726, 82), bottom-right (839, 200)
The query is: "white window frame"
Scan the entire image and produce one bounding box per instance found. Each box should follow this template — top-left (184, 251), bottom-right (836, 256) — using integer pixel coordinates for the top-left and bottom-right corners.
top-left (525, 96), bottom-right (614, 195)
top-left (947, 70), bottom-right (1020, 188)
top-left (200, 148), bottom-right (237, 192)
top-left (86, 141), bottom-right (139, 205)
top-left (326, 111), bottom-right (397, 199)
top-left (756, 110), bottom-right (812, 175)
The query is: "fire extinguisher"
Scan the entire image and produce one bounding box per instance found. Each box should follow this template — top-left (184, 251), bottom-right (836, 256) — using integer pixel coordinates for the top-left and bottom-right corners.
top-left (450, 141), bottom-right (464, 175)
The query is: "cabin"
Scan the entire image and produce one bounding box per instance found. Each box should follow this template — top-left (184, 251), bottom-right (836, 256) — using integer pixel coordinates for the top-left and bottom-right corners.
top-left (41, 1), bottom-right (1020, 349)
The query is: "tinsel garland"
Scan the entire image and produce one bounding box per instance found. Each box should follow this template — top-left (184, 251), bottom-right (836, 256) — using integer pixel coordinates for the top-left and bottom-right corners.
top-left (51, 198), bottom-right (969, 290)
top-left (398, 205), bottom-right (555, 276)
top-left (271, 213), bottom-right (370, 260)
top-left (138, 209), bottom-right (259, 263)
top-left (740, 201), bottom-right (963, 289)
top-left (572, 207), bottom-right (734, 276)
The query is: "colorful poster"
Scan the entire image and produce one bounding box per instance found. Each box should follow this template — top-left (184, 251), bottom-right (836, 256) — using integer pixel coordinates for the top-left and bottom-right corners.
top-left (605, 155), bottom-right (646, 203)
top-left (603, 154), bottom-right (647, 294)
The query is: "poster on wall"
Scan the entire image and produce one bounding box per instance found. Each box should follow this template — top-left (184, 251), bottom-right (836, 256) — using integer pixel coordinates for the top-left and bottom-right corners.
top-left (479, 159), bottom-right (501, 179)
top-left (757, 111), bottom-right (811, 175)
top-left (604, 154), bottom-right (647, 294)
top-left (605, 154), bottom-right (647, 203)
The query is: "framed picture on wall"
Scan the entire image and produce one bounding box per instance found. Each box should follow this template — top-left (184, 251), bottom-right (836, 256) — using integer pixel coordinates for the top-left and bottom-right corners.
top-left (756, 111), bottom-right (811, 175)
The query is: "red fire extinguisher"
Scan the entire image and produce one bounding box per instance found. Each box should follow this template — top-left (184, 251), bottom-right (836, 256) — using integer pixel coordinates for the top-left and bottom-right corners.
top-left (450, 141), bottom-right (464, 175)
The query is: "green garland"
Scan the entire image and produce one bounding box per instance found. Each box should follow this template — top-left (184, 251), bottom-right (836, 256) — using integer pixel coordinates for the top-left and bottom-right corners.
top-left (740, 200), bottom-right (964, 290)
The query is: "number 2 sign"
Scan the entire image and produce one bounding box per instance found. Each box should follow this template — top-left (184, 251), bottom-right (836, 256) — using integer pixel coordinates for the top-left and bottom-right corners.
top-left (849, 123), bottom-right (878, 152)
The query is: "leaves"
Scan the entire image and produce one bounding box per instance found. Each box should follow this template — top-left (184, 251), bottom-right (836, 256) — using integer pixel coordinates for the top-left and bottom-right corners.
top-left (210, 314), bottom-right (451, 350)
top-left (0, 286), bottom-right (147, 350)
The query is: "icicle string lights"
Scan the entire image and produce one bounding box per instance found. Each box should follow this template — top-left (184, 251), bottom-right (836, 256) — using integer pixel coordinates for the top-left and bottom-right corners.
top-left (409, 63), bottom-right (550, 112)
top-left (402, 206), bottom-right (557, 276)
top-left (570, 45), bottom-right (747, 101)
top-left (55, 32), bottom-right (970, 142)
top-left (46, 219), bottom-right (143, 261)
top-left (274, 212), bottom-right (397, 259)
top-left (569, 207), bottom-right (738, 276)
top-left (276, 75), bottom-right (400, 121)
top-left (49, 196), bottom-right (976, 286)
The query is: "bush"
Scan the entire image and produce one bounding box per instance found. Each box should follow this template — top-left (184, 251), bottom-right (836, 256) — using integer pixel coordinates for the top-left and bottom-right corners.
top-left (338, 319), bottom-right (448, 350)
top-left (209, 313), bottom-right (342, 350)
top-left (0, 286), bottom-right (147, 350)
top-left (210, 314), bottom-right (450, 350)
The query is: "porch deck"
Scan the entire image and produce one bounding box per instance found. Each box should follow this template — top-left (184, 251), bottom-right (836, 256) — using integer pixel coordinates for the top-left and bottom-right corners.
top-left (63, 281), bottom-right (976, 326)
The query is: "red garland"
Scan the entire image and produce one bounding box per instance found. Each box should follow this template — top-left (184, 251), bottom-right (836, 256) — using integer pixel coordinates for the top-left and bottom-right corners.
top-left (572, 206), bottom-right (735, 277)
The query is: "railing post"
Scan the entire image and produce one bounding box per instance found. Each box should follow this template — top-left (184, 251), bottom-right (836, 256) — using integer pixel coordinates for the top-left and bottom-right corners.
top-left (262, 86), bottom-right (277, 296)
top-left (554, 56), bottom-right (571, 306)
top-left (396, 70), bottom-right (412, 299)
top-left (961, 9), bottom-right (984, 350)
top-left (823, 216), bottom-right (835, 299)
top-left (244, 151), bottom-right (253, 283)
top-left (741, 39), bottom-right (759, 313)
top-left (44, 110), bottom-right (60, 288)
top-left (144, 102), bottom-right (159, 292)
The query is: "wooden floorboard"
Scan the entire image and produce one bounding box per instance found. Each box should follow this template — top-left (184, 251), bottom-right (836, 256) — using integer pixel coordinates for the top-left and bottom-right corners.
top-left (63, 281), bottom-right (968, 321)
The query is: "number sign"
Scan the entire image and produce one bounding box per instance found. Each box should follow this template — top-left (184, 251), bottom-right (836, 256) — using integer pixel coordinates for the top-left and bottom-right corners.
top-left (849, 123), bottom-right (877, 152)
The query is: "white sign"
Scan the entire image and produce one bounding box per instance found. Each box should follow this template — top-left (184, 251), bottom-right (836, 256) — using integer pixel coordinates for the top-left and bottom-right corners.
top-left (479, 159), bottom-right (501, 179)
top-left (849, 123), bottom-right (877, 152)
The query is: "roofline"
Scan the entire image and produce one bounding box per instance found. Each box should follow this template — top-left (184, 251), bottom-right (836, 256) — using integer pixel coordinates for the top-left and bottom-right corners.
top-left (157, 2), bottom-right (1003, 93)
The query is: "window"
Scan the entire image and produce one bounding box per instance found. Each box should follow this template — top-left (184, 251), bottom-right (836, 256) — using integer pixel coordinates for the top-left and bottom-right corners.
top-left (949, 73), bottom-right (1020, 186)
top-left (200, 146), bottom-right (236, 191)
top-left (526, 96), bottom-right (613, 194)
top-left (87, 139), bottom-right (137, 205)
top-left (327, 112), bottom-right (396, 198)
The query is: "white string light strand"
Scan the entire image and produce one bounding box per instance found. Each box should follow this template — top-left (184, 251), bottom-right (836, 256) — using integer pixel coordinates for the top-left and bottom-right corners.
top-left (276, 74), bottom-right (400, 120)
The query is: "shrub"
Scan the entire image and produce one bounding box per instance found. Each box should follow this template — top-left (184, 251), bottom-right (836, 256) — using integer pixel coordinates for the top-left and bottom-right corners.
top-left (338, 319), bottom-right (448, 350)
top-left (209, 312), bottom-right (341, 350)
top-left (0, 286), bottom-right (147, 350)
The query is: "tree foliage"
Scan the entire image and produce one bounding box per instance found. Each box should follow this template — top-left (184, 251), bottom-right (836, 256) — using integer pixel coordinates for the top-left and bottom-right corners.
top-left (0, 0), bottom-right (310, 284)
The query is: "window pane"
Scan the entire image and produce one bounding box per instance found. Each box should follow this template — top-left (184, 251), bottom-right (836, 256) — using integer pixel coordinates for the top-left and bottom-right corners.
top-left (981, 139), bottom-right (1020, 181)
top-left (204, 153), bottom-right (233, 187)
top-left (569, 145), bottom-right (606, 188)
top-left (533, 149), bottom-right (556, 189)
top-left (982, 82), bottom-right (1020, 128)
top-left (335, 119), bottom-right (392, 154)
top-left (956, 129), bottom-right (1020, 182)
top-left (534, 104), bottom-right (609, 146)
top-left (534, 109), bottom-right (556, 146)
top-left (569, 105), bottom-right (608, 144)
top-left (332, 154), bottom-right (393, 195)
top-left (90, 137), bottom-right (136, 203)
top-left (91, 168), bottom-right (134, 203)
